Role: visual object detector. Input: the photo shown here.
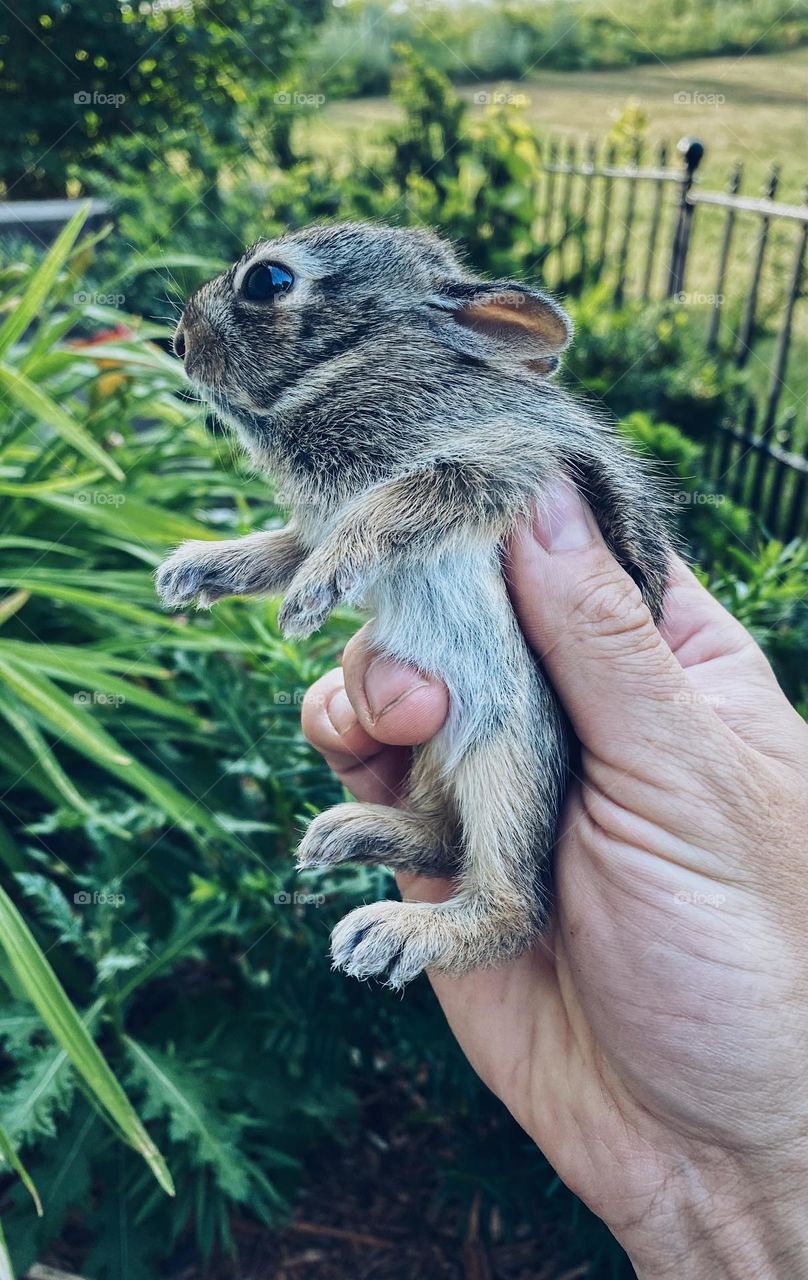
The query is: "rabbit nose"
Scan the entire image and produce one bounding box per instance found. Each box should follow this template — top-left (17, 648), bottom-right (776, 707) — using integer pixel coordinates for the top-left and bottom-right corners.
top-left (173, 323), bottom-right (186, 360)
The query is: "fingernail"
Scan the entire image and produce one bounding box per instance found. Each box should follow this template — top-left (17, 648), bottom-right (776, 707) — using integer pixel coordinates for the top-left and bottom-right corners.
top-left (533, 479), bottom-right (597, 552)
top-left (363, 656), bottom-right (429, 723)
top-left (326, 687), bottom-right (357, 737)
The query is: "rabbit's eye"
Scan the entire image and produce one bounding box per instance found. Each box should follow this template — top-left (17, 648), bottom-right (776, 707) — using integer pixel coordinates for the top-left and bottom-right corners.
top-left (241, 261), bottom-right (294, 302)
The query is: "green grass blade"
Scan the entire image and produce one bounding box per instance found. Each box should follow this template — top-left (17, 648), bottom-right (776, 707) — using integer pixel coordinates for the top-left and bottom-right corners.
top-left (0, 657), bottom-right (225, 841)
top-left (0, 580), bottom-right (171, 627)
top-left (0, 1120), bottom-right (42, 1216)
top-left (0, 1216), bottom-right (14, 1280)
top-left (36, 489), bottom-right (217, 543)
top-left (0, 205), bottom-right (89, 359)
top-left (0, 890), bottom-right (174, 1194)
top-left (0, 592), bottom-right (28, 627)
top-left (0, 364), bottom-right (124, 481)
top-left (8, 651), bottom-right (199, 726)
top-left (0, 686), bottom-right (96, 819)
top-left (0, 657), bottom-right (132, 767)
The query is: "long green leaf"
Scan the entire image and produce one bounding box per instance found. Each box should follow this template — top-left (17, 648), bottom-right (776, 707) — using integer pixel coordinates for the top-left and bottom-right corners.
top-left (0, 640), bottom-right (168, 679)
top-left (0, 580), bottom-right (173, 627)
top-left (0, 472), bottom-right (104, 496)
top-left (0, 686), bottom-right (97, 819)
top-left (0, 657), bottom-right (225, 841)
top-left (0, 1216), bottom-right (14, 1280)
top-left (0, 1119), bottom-right (42, 1215)
top-left (0, 205), bottom-right (89, 359)
top-left (0, 657), bottom-right (132, 767)
top-left (35, 489), bottom-right (217, 543)
top-left (7, 651), bottom-right (199, 726)
top-left (0, 591), bottom-right (28, 627)
top-left (0, 365), bottom-right (124, 481)
top-left (0, 896), bottom-right (174, 1194)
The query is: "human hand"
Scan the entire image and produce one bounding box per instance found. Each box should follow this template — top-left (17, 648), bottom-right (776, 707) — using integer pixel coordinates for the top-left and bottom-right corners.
top-left (301, 480), bottom-right (808, 1278)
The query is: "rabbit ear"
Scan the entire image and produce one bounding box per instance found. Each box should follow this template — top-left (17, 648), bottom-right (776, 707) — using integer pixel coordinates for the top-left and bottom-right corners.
top-left (432, 282), bottom-right (571, 375)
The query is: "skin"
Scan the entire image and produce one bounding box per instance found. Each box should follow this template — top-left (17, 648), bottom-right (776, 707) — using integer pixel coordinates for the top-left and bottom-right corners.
top-left (300, 479), bottom-right (808, 1277)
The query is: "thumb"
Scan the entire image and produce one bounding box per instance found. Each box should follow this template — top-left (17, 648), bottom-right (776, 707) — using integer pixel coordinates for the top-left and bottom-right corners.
top-left (506, 479), bottom-right (696, 763)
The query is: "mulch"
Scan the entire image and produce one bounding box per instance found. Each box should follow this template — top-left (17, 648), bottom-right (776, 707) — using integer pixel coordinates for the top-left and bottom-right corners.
top-left (207, 1088), bottom-right (601, 1280)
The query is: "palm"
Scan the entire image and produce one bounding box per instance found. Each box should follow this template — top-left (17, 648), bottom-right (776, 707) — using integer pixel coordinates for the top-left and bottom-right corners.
top-left (407, 604), bottom-right (806, 1230)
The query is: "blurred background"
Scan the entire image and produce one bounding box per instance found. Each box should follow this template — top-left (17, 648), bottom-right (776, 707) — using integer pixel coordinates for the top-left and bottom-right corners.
top-left (0, 2), bottom-right (806, 1276)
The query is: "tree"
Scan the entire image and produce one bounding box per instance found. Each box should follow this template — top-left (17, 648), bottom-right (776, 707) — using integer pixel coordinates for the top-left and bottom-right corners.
top-left (0, 0), bottom-right (325, 197)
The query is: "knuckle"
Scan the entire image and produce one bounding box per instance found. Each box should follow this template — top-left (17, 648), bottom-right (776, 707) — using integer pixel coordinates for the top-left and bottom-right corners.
top-left (567, 565), bottom-right (654, 646)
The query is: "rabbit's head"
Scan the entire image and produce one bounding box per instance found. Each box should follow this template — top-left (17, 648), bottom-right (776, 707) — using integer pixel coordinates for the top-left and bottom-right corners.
top-left (175, 222), bottom-right (572, 474)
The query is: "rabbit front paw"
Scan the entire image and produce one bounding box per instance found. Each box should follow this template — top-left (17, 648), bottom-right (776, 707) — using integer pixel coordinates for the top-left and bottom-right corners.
top-left (278, 559), bottom-right (363, 638)
top-left (155, 543), bottom-right (229, 608)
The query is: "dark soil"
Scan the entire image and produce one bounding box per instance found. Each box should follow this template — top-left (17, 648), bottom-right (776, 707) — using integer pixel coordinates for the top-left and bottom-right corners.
top-left (205, 1083), bottom-right (629, 1280)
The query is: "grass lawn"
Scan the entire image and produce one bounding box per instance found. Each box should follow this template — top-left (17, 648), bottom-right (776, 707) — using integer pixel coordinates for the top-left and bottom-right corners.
top-left (304, 49), bottom-right (807, 200)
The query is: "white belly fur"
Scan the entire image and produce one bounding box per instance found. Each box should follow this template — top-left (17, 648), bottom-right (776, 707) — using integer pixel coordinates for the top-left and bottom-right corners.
top-left (365, 540), bottom-right (533, 769)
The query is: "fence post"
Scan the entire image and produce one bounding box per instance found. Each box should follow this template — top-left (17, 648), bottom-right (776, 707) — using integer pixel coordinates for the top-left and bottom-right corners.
top-left (578, 136), bottom-right (598, 285)
top-left (666, 136), bottom-right (704, 299)
top-left (558, 138), bottom-right (576, 285)
top-left (761, 181), bottom-right (808, 436)
top-left (642, 139), bottom-right (669, 301)
top-left (544, 136), bottom-right (558, 250)
top-left (706, 160), bottom-right (743, 351)
top-left (615, 139), bottom-right (642, 305)
top-left (736, 164), bottom-right (780, 368)
top-left (597, 142), bottom-right (618, 273)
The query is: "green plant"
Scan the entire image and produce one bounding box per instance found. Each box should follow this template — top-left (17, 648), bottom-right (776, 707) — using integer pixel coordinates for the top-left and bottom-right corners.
top-left (1, 200), bottom-right (804, 1278)
top-left (302, 0), bottom-right (808, 99)
top-left (0, 208), bottom-right (365, 1274)
top-left (566, 286), bottom-right (746, 435)
top-left (0, 0), bottom-right (326, 198)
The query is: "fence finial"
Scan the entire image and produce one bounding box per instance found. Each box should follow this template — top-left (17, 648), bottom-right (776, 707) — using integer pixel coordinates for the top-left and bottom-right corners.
top-left (677, 137), bottom-right (705, 175)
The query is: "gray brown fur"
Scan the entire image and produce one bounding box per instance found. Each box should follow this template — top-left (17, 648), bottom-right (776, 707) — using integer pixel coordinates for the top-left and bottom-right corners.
top-left (156, 221), bottom-right (672, 988)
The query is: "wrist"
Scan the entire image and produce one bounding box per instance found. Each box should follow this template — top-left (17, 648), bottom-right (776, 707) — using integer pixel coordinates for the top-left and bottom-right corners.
top-left (619, 1147), bottom-right (808, 1280)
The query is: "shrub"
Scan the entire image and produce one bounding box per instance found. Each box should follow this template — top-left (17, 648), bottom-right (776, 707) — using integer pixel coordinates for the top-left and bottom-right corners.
top-left (0, 0), bottom-right (326, 197)
top-left (302, 0), bottom-right (808, 99)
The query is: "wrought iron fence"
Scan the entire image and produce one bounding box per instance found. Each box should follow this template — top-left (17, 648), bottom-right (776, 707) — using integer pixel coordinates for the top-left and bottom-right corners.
top-left (540, 136), bottom-right (808, 540)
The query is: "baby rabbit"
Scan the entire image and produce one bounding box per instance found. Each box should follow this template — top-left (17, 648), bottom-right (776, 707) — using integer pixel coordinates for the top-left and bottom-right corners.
top-left (157, 221), bottom-right (671, 988)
